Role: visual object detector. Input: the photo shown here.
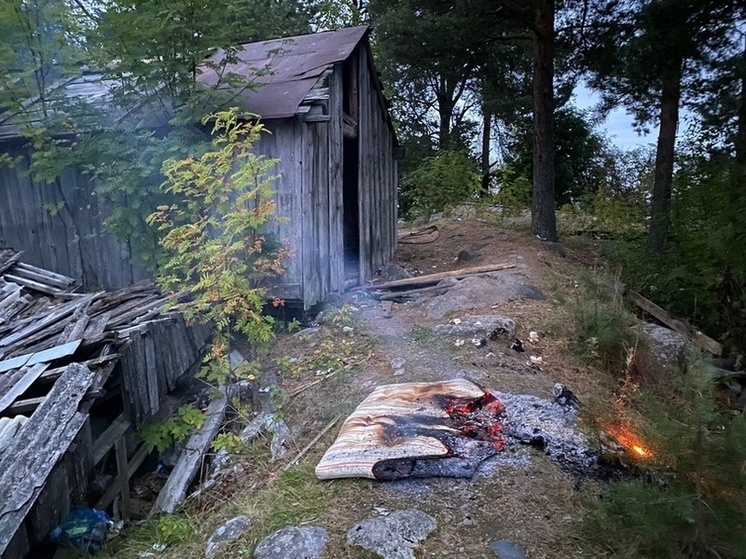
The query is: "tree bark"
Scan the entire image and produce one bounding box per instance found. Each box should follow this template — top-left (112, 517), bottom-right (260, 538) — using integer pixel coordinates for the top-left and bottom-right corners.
top-left (481, 105), bottom-right (492, 195)
top-left (648, 57), bottom-right (683, 252)
top-left (531, 0), bottom-right (558, 242)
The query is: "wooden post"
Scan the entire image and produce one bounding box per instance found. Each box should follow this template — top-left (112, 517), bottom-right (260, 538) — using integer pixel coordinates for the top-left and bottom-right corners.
top-left (114, 438), bottom-right (131, 521)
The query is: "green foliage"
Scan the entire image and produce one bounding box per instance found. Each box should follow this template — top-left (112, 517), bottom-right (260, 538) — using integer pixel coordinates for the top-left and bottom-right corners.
top-left (399, 149), bottom-right (482, 219)
top-left (211, 432), bottom-right (245, 454)
top-left (147, 109), bottom-right (289, 386)
top-left (139, 405), bottom-right (206, 453)
top-left (493, 164), bottom-right (532, 215)
top-left (566, 271), bottom-right (636, 369)
top-left (580, 363), bottom-right (746, 558)
top-left (285, 318), bottom-right (303, 333)
top-left (154, 515), bottom-right (196, 546)
top-left (603, 133), bottom-right (746, 353)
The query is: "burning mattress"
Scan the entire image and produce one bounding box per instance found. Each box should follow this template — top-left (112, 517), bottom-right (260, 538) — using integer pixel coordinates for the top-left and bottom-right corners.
top-left (315, 379), bottom-right (506, 480)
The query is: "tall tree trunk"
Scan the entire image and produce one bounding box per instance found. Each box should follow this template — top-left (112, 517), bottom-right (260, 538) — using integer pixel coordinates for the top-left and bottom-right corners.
top-left (648, 58), bottom-right (683, 252)
top-left (531, 0), bottom-right (557, 242)
top-left (437, 76), bottom-right (455, 149)
top-left (481, 107), bottom-right (492, 195)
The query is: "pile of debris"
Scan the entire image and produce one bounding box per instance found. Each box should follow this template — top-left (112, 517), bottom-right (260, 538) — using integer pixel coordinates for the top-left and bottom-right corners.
top-left (0, 250), bottom-right (210, 558)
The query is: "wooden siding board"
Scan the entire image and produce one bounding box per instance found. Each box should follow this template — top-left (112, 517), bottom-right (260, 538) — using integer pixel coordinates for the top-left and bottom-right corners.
top-left (357, 46), bottom-right (373, 282)
top-left (328, 66), bottom-right (345, 292)
top-left (0, 144), bottom-right (149, 291)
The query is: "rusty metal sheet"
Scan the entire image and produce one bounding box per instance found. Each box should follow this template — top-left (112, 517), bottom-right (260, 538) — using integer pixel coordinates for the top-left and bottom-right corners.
top-left (315, 379), bottom-right (506, 481)
top-left (200, 26), bottom-right (369, 119)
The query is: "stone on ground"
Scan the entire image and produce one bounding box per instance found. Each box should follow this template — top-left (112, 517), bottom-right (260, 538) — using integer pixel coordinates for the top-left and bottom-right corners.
top-left (457, 249), bottom-right (477, 262)
top-left (427, 274), bottom-right (545, 318)
top-left (253, 526), bottom-right (328, 559)
top-left (489, 539), bottom-right (527, 559)
top-left (433, 315), bottom-right (516, 338)
top-left (633, 322), bottom-right (691, 369)
top-left (347, 509), bottom-right (437, 559)
top-left (205, 516), bottom-right (251, 559)
top-left (379, 263), bottom-right (412, 282)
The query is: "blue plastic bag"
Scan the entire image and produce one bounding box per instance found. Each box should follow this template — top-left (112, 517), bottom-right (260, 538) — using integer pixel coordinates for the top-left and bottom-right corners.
top-left (49, 507), bottom-right (113, 553)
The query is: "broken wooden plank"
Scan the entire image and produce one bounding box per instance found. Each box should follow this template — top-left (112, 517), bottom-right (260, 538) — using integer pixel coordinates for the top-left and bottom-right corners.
top-left (0, 251), bottom-right (23, 276)
top-left (361, 263), bottom-right (516, 291)
top-left (150, 395), bottom-right (228, 515)
top-left (92, 415), bottom-right (131, 465)
top-left (114, 438), bottom-right (132, 521)
top-left (11, 262), bottom-right (76, 290)
top-left (94, 442), bottom-right (150, 511)
top-left (0, 363), bottom-right (49, 413)
top-left (0, 364), bottom-right (93, 556)
top-left (627, 289), bottom-right (723, 356)
top-left (3, 273), bottom-right (64, 296)
top-left (283, 415), bottom-right (340, 472)
top-left (4, 396), bottom-right (46, 416)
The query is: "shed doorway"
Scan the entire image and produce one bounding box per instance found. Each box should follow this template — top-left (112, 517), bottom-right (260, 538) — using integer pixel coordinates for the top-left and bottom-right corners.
top-left (342, 136), bottom-right (360, 283)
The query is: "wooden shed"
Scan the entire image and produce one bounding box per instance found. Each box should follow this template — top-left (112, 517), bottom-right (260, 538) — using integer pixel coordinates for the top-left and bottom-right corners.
top-left (0, 27), bottom-right (398, 307)
top-left (202, 26), bottom-right (399, 308)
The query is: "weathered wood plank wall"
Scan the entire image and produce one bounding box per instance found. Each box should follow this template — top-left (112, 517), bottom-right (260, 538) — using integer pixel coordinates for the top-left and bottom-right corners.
top-left (0, 143), bottom-right (150, 290)
top-left (357, 44), bottom-right (397, 281)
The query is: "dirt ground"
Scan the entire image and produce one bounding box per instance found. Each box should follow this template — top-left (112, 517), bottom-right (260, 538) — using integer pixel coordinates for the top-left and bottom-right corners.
top-left (106, 216), bottom-right (613, 559)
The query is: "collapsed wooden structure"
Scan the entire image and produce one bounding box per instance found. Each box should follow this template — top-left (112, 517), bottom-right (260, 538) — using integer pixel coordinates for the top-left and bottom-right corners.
top-left (0, 250), bottom-right (209, 559)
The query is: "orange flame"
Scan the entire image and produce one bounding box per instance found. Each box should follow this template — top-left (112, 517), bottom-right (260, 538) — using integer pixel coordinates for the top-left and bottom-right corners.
top-left (606, 423), bottom-right (653, 459)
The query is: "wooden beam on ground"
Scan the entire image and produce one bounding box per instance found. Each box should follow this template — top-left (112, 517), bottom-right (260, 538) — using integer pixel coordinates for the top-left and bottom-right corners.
top-left (377, 283), bottom-right (456, 301)
top-left (627, 289), bottom-right (723, 356)
top-left (150, 395), bottom-right (227, 515)
top-left (360, 263), bottom-right (516, 291)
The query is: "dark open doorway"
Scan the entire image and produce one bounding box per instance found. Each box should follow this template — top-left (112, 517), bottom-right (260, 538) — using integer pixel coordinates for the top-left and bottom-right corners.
top-left (342, 136), bottom-right (360, 282)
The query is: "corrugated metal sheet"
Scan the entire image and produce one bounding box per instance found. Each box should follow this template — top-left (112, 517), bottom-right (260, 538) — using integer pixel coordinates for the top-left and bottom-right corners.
top-left (199, 26), bottom-right (369, 119)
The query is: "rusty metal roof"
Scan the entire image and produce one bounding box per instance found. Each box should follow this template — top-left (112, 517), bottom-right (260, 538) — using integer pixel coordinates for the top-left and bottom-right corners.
top-left (0, 26), bottom-right (370, 139)
top-left (200, 26), bottom-right (369, 119)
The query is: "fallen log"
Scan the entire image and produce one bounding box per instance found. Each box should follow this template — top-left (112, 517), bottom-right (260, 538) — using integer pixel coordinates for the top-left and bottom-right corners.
top-left (626, 289), bottom-right (722, 356)
top-left (359, 263), bottom-right (516, 291)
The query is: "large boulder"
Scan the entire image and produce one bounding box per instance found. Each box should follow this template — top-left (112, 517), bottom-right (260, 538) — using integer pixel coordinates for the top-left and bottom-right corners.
top-left (427, 274), bottom-right (545, 319)
top-left (633, 322), bottom-right (691, 370)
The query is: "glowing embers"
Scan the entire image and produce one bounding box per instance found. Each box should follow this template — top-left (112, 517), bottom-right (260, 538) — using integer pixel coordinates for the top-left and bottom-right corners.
top-left (439, 391), bottom-right (506, 451)
top-left (315, 379), bottom-right (507, 481)
top-left (605, 422), bottom-right (653, 459)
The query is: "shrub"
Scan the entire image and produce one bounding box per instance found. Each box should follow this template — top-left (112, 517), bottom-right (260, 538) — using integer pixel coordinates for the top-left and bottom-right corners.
top-left (566, 271), bottom-right (636, 370)
top-left (579, 361), bottom-right (746, 558)
top-left (399, 149), bottom-right (482, 219)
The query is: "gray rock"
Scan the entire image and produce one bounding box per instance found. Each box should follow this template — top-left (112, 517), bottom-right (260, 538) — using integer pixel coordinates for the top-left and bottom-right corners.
top-left (429, 212), bottom-right (444, 222)
top-left (412, 215), bottom-right (429, 227)
top-left (457, 249), bottom-right (477, 262)
top-left (427, 274), bottom-right (545, 318)
top-left (206, 516), bottom-right (251, 559)
top-left (391, 357), bottom-right (406, 369)
top-left (347, 509), bottom-right (437, 559)
top-left (489, 539), bottom-right (527, 559)
top-left (379, 263), bottom-right (412, 282)
top-left (633, 322), bottom-right (690, 369)
top-left (433, 315), bottom-right (515, 339)
top-left (254, 526), bottom-right (328, 559)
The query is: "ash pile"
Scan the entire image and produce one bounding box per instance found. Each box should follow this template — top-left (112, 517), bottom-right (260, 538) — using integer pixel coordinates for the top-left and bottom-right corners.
top-left (315, 379), bottom-right (599, 481)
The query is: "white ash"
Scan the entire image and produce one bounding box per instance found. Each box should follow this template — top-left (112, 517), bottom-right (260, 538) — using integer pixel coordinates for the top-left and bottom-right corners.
top-left (494, 391), bottom-right (598, 470)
